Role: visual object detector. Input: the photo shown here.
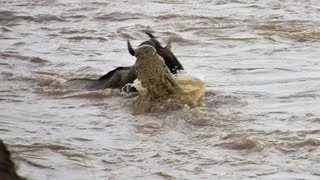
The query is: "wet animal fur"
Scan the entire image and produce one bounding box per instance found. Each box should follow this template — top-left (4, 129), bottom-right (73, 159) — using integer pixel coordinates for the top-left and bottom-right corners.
top-left (98, 66), bottom-right (136, 89)
top-left (63, 66), bottom-right (136, 91)
top-left (127, 32), bottom-right (184, 74)
top-left (0, 140), bottom-right (26, 180)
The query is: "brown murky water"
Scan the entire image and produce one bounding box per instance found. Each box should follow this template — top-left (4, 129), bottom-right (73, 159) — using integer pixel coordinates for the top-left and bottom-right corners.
top-left (1, 0), bottom-right (320, 179)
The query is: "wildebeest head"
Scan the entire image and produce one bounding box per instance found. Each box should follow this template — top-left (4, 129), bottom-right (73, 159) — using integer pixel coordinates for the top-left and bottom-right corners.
top-left (127, 32), bottom-right (184, 74)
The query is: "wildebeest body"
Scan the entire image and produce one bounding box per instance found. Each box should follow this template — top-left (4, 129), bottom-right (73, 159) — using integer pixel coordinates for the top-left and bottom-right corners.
top-left (98, 66), bottom-right (136, 89)
top-left (63, 66), bottom-right (136, 91)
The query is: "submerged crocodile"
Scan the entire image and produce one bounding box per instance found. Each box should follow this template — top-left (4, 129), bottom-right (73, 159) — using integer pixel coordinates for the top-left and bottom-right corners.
top-left (132, 45), bottom-right (204, 114)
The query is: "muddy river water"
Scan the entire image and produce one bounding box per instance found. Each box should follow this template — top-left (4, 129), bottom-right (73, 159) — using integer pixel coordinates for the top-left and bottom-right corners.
top-left (1, 0), bottom-right (320, 179)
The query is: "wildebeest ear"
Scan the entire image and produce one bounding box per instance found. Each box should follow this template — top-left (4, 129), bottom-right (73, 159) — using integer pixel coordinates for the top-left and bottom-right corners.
top-left (165, 41), bottom-right (172, 50)
top-left (127, 40), bottom-right (135, 56)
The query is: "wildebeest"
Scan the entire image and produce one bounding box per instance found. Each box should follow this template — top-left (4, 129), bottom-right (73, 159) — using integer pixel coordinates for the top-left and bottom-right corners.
top-left (0, 140), bottom-right (26, 180)
top-left (127, 32), bottom-right (184, 74)
top-left (62, 66), bottom-right (136, 91)
top-left (62, 32), bottom-right (183, 91)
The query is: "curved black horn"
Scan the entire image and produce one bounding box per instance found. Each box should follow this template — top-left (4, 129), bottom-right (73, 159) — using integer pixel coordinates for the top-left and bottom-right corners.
top-left (145, 32), bottom-right (155, 39)
top-left (127, 40), bottom-right (135, 56)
